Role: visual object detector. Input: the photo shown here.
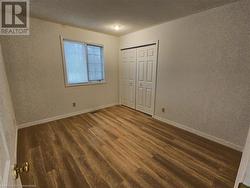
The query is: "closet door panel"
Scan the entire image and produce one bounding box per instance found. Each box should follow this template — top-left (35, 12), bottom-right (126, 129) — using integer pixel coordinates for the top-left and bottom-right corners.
top-left (120, 49), bottom-right (136, 109)
top-left (136, 45), bottom-right (157, 115)
top-left (145, 88), bottom-right (152, 108)
top-left (146, 61), bottom-right (153, 82)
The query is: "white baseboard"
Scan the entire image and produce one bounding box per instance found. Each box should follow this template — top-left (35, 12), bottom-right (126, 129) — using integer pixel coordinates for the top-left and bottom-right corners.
top-left (18, 103), bottom-right (118, 129)
top-left (153, 115), bottom-right (243, 152)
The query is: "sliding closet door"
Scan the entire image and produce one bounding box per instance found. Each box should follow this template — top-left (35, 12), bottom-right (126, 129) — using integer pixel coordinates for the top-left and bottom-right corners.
top-left (136, 45), bottom-right (157, 114)
top-left (120, 49), bottom-right (136, 109)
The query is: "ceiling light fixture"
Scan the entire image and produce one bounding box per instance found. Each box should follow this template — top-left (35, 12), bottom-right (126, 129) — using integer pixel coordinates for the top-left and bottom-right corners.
top-left (112, 24), bottom-right (122, 31)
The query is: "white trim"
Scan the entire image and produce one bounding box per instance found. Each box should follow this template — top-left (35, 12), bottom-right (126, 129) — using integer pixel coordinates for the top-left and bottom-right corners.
top-left (64, 80), bottom-right (107, 87)
top-left (2, 160), bottom-right (10, 187)
top-left (153, 115), bottom-right (243, 152)
top-left (0, 121), bottom-right (10, 187)
top-left (234, 126), bottom-right (250, 187)
top-left (18, 103), bottom-right (118, 129)
top-left (120, 40), bottom-right (158, 50)
top-left (15, 126), bottom-right (22, 187)
top-left (15, 121), bottom-right (18, 163)
top-left (152, 40), bottom-right (159, 116)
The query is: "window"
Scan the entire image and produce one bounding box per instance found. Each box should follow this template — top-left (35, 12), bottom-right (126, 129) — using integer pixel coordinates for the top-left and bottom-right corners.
top-left (62, 38), bottom-right (104, 86)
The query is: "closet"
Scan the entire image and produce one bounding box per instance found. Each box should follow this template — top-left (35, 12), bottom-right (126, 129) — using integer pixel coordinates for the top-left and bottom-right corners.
top-left (120, 44), bottom-right (157, 115)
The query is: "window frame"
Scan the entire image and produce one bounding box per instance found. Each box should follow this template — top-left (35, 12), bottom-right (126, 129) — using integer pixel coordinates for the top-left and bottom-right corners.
top-left (60, 36), bottom-right (106, 87)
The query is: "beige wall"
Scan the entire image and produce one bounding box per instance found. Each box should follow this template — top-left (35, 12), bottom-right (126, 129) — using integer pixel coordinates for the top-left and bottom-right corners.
top-left (120, 0), bottom-right (250, 148)
top-left (0, 18), bottom-right (119, 125)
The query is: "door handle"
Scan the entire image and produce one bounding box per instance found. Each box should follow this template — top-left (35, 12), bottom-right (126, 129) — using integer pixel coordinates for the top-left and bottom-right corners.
top-left (13, 162), bottom-right (29, 179)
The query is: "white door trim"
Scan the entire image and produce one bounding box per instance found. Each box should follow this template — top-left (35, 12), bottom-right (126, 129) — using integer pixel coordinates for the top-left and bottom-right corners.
top-left (152, 40), bottom-right (160, 116)
top-left (0, 121), bottom-right (10, 187)
top-left (234, 126), bottom-right (250, 187)
top-left (2, 160), bottom-right (10, 187)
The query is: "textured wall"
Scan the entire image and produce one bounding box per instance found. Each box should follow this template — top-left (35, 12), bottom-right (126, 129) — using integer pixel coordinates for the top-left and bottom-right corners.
top-left (0, 18), bottom-right (119, 125)
top-left (120, 0), bottom-right (250, 147)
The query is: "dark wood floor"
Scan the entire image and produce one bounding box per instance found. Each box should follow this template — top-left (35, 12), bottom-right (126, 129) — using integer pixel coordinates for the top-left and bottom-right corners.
top-left (18, 105), bottom-right (241, 188)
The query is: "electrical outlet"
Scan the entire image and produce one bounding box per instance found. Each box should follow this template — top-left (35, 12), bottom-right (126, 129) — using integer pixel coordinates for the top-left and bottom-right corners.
top-left (162, 108), bottom-right (165, 113)
top-left (72, 102), bottom-right (76, 107)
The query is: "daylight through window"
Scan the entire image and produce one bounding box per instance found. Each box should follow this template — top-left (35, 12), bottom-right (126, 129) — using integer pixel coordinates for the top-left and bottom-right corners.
top-left (62, 39), bottom-right (104, 85)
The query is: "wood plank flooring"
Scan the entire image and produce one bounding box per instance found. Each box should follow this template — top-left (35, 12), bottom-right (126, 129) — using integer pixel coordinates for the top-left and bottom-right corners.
top-left (17, 105), bottom-right (242, 188)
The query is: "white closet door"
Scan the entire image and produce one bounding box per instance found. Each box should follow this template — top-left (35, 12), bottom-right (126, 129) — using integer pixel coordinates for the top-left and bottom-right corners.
top-left (120, 49), bottom-right (136, 109)
top-left (136, 45), bottom-right (157, 114)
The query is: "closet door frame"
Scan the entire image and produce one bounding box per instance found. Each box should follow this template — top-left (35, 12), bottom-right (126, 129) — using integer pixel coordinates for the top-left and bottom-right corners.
top-left (119, 41), bottom-right (159, 116)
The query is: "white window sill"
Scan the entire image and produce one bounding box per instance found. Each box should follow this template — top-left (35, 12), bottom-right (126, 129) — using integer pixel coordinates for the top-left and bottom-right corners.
top-left (65, 81), bottom-right (106, 87)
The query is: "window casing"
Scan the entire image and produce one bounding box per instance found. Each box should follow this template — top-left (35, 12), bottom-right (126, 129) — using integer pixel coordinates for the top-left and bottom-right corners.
top-left (61, 37), bottom-right (105, 86)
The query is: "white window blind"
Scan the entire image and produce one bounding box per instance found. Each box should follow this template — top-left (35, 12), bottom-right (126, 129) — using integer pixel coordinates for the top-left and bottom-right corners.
top-left (62, 39), bottom-right (104, 86)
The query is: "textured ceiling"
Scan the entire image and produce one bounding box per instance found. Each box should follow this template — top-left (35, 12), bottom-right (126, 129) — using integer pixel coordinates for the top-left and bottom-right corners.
top-left (30, 0), bottom-right (237, 36)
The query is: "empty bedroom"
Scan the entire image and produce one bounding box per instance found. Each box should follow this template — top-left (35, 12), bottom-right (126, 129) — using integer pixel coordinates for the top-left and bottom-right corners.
top-left (0, 0), bottom-right (250, 187)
